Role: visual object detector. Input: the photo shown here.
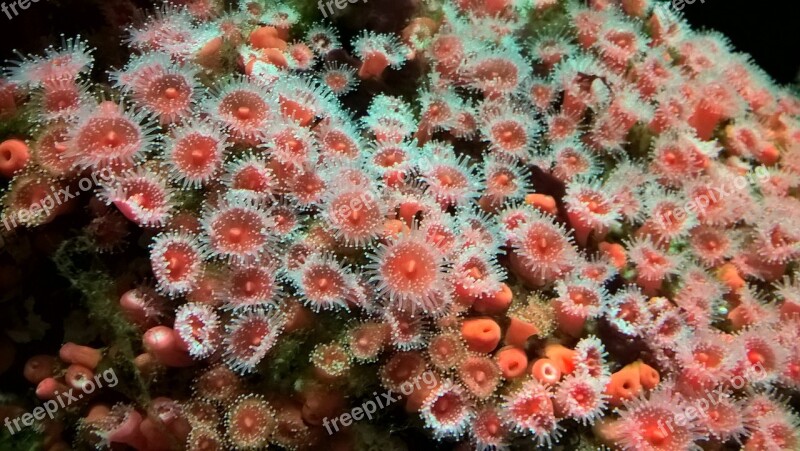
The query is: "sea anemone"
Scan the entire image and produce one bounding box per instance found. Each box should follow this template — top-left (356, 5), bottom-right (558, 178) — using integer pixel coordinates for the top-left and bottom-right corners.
top-left (367, 228), bottom-right (450, 314)
top-left (163, 120), bottom-right (229, 188)
top-left (420, 380), bottom-right (475, 440)
top-left (149, 232), bottom-right (206, 296)
top-left (502, 379), bottom-right (561, 447)
top-left (200, 192), bottom-right (275, 264)
top-left (67, 102), bottom-right (157, 169)
top-left (223, 310), bottom-right (285, 375)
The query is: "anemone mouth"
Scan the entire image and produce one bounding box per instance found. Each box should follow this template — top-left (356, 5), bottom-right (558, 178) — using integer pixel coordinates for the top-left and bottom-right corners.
top-left (488, 168), bottom-right (516, 192)
top-left (301, 263), bottom-right (347, 304)
top-left (490, 121), bottom-right (527, 152)
top-left (604, 30), bottom-right (637, 53)
top-left (36, 123), bottom-right (73, 171)
top-left (474, 409), bottom-right (505, 444)
top-left (576, 191), bottom-right (613, 216)
top-left (429, 335), bottom-right (460, 365)
top-left (225, 313), bottom-right (282, 373)
top-left (227, 397), bottom-right (275, 447)
top-left (653, 203), bottom-right (686, 231)
top-left (692, 345), bottom-right (724, 369)
top-left (431, 391), bottom-right (465, 421)
top-left (274, 128), bottom-right (314, 162)
top-left (220, 90), bottom-right (269, 125)
top-left (431, 35), bottom-right (463, 61)
top-left (549, 114), bottom-right (577, 139)
top-left (44, 87), bottom-right (80, 115)
top-left (381, 352), bottom-right (426, 390)
top-left (309, 34), bottom-right (333, 52)
top-left (110, 176), bottom-right (172, 227)
top-left (643, 249), bottom-right (668, 267)
top-left (418, 381), bottom-right (475, 439)
top-left (289, 169), bottom-right (326, 204)
top-left (744, 338), bottom-right (777, 371)
top-left (150, 233), bottom-right (203, 295)
top-left (473, 58), bottom-right (519, 92)
top-left (380, 241), bottom-right (440, 296)
top-left (15, 182), bottom-right (52, 211)
top-left (233, 322), bottom-right (270, 350)
top-left (555, 149), bottom-right (590, 179)
top-left (324, 72), bottom-right (349, 92)
top-left (348, 324), bottom-right (386, 359)
top-left (423, 100), bottom-right (450, 124)
top-left (322, 130), bottom-right (358, 157)
top-left (423, 223), bottom-right (456, 252)
top-left (171, 133), bottom-right (220, 183)
top-left (270, 206), bottom-right (298, 235)
top-left (231, 164), bottom-right (272, 192)
top-left (147, 74), bottom-right (192, 105)
top-left (118, 179), bottom-right (165, 211)
top-left (374, 146), bottom-right (407, 168)
top-left (328, 190), bottom-right (382, 241)
top-left (187, 427), bottom-right (223, 451)
top-left (210, 208), bottom-right (268, 256)
top-left (387, 308), bottom-right (428, 346)
top-left (160, 242), bottom-right (196, 281)
top-left (432, 166), bottom-right (468, 189)
top-left (565, 383), bottom-right (599, 410)
top-left (227, 266), bottom-right (277, 307)
top-left (77, 116), bottom-right (141, 158)
top-left (656, 145), bottom-right (688, 169)
top-left (459, 357), bottom-right (501, 399)
top-left (505, 382), bottom-right (557, 437)
top-left (521, 225), bottom-right (565, 261)
top-left (566, 286), bottom-right (600, 309)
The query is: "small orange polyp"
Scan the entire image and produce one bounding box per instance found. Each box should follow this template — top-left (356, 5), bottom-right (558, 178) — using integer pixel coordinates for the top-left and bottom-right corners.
top-left (717, 263), bottom-right (745, 292)
top-left (461, 318), bottom-right (501, 353)
top-left (530, 358), bottom-right (562, 385)
top-left (496, 346), bottom-right (528, 379)
top-left (0, 139), bottom-right (30, 177)
top-left (605, 362), bottom-right (643, 406)
top-left (544, 343), bottom-right (576, 375)
top-left (554, 301), bottom-right (587, 337)
top-left (249, 26), bottom-right (281, 48)
top-left (358, 52), bottom-right (390, 80)
top-left (638, 361), bottom-right (660, 390)
top-left (504, 316), bottom-right (539, 348)
top-left (599, 242), bottom-right (627, 270)
top-left (473, 283), bottom-right (513, 314)
top-left (59, 342), bottom-right (102, 370)
top-left (262, 48), bottom-right (288, 68)
top-left (525, 193), bottom-right (558, 216)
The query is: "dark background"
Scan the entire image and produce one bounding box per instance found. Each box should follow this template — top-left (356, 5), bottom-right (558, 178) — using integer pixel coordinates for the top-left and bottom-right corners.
top-left (0, 0), bottom-right (797, 84)
top-left (0, 0), bottom-right (151, 78)
top-left (678, 0), bottom-right (799, 85)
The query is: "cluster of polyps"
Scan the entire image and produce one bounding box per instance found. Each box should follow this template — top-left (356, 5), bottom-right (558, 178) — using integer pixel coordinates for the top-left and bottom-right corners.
top-left (1, 0), bottom-right (800, 449)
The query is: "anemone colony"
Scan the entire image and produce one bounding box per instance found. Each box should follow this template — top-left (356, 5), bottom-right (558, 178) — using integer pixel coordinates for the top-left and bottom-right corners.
top-left (0, 0), bottom-right (799, 449)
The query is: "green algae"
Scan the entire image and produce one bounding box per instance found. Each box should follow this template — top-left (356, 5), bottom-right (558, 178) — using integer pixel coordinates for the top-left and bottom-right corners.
top-left (51, 236), bottom-right (150, 406)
